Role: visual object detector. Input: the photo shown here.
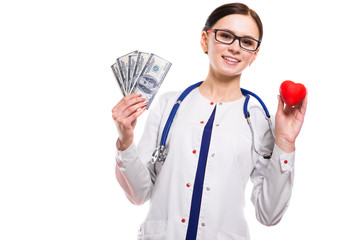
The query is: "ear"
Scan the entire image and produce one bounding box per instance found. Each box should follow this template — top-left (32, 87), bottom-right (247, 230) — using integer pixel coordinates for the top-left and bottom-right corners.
top-left (249, 47), bottom-right (260, 66)
top-left (200, 31), bottom-right (208, 54)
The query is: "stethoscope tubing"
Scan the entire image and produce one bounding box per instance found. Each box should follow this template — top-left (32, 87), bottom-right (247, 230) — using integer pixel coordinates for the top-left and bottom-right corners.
top-left (151, 81), bottom-right (273, 164)
top-left (242, 89), bottom-right (270, 118)
top-left (160, 81), bottom-right (203, 146)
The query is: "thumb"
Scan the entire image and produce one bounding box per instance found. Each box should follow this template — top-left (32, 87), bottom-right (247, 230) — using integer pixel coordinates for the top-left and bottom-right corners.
top-left (277, 95), bottom-right (284, 113)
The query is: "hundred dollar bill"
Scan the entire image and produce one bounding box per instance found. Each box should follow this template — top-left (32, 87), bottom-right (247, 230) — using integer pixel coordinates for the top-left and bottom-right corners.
top-left (111, 62), bottom-right (126, 97)
top-left (116, 50), bottom-right (138, 95)
top-left (132, 54), bottom-right (172, 109)
top-left (127, 53), bottom-right (138, 93)
top-left (128, 51), bottom-right (151, 94)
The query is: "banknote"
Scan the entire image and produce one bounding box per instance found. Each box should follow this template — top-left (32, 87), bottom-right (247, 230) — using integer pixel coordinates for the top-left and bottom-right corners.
top-left (132, 54), bottom-right (172, 108)
top-left (111, 51), bottom-right (172, 109)
top-left (116, 50), bottom-right (138, 95)
top-left (111, 63), bottom-right (126, 97)
top-left (127, 54), bottom-right (138, 94)
top-left (129, 51), bottom-right (151, 94)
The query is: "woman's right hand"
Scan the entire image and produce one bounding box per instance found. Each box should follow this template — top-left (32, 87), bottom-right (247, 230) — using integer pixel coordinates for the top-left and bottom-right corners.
top-left (112, 93), bottom-right (148, 151)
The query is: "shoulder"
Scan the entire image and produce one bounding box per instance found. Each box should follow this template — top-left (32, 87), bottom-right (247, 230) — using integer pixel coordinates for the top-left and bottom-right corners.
top-left (246, 99), bottom-right (275, 152)
top-left (247, 101), bottom-right (268, 120)
top-left (156, 91), bottom-right (182, 108)
top-left (158, 91), bottom-right (181, 103)
top-left (149, 90), bottom-right (182, 115)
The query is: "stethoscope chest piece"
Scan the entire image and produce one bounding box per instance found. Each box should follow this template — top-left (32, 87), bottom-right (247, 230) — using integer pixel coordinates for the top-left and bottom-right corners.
top-left (151, 145), bottom-right (166, 164)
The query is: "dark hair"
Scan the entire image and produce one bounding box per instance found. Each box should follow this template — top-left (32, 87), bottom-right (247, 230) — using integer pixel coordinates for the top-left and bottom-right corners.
top-left (203, 3), bottom-right (263, 42)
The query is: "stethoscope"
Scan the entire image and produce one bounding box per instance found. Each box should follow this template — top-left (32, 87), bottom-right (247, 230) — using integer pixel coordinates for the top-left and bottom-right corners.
top-left (151, 81), bottom-right (275, 165)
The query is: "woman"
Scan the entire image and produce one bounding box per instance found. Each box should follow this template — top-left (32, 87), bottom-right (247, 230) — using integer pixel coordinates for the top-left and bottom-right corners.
top-left (112, 3), bottom-right (307, 239)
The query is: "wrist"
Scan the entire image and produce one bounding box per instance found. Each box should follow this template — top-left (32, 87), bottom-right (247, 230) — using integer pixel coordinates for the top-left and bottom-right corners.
top-left (116, 138), bottom-right (133, 151)
top-left (275, 137), bottom-right (295, 153)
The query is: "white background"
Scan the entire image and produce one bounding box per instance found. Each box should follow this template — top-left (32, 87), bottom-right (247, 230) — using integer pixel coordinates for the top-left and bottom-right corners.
top-left (1, 0), bottom-right (359, 239)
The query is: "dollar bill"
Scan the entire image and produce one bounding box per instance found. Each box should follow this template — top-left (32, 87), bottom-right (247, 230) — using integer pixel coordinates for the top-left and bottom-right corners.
top-left (111, 51), bottom-right (171, 110)
top-left (128, 54), bottom-right (138, 93)
top-left (116, 50), bottom-right (138, 95)
top-left (111, 62), bottom-right (126, 97)
top-left (132, 54), bottom-right (172, 109)
top-left (128, 51), bottom-right (151, 94)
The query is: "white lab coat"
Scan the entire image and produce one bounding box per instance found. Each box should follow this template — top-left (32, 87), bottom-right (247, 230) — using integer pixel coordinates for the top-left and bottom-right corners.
top-left (115, 88), bottom-right (295, 240)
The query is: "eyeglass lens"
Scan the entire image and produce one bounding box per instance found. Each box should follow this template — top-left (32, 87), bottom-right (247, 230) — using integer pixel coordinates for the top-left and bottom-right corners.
top-left (215, 30), bottom-right (258, 51)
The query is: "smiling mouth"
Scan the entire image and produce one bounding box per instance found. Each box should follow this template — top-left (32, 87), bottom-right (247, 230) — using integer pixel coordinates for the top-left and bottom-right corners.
top-left (223, 56), bottom-right (240, 63)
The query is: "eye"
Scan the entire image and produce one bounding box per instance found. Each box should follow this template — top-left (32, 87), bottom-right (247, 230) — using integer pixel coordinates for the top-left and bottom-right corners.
top-left (217, 31), bottom-right (234, 42)
top-left (220, 32), bottom-right (232, 39)
top-left (241, 38), bottom-right (255, 46)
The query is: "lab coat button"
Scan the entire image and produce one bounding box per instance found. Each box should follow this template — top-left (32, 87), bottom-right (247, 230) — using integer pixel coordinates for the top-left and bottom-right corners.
top-left (284, 160), bottom-right (288, 164)
top-left (211, 153), bottom-right (215, 157)
top-left (210, 102), bottom-right (214, 105)
top-left (200, 121), bottom-right (204, 124)
top-left (201, 223), bottom-right (206, 227)
top-left (181, 219), bottom-right (186, 223)
top-left (192, 150), bottom-right (197, 154)
top-left (186, 183), bottom-right (191, 187)
top-left (215, 123), bottom-right (219, 127)
top-left (206, 187), bottom-right (210, 191)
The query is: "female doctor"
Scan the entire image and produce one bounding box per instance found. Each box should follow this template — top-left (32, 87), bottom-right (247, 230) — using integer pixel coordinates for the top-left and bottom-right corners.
top-left (112, 2), bottom-right (307, 240)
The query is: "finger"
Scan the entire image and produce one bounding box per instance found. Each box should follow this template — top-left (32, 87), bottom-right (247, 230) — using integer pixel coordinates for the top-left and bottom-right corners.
top-left (123, 101), bottom-right (148, 118)
top-left (113, 100), bottom-right (147, 121)
top-left (127, 106), bottom-right (147, 123)
top-left (115, 107), bottom-right (145, 129)
top-left (112, 98), bottom-right (147, 121)
top-left (112, 93), bottom-right (144, 113)
top-left (112, 93), bottom-right (141, 111)
top-left (299, 92), bottom-right (308, 115)
top-left (126, 95), bottom-right (147, 108)
top-left (119, 96), bottom-right (146, 115)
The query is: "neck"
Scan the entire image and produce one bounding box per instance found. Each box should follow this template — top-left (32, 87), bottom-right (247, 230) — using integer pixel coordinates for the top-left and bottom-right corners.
top-left (199, 71), bottom-right (243, 102)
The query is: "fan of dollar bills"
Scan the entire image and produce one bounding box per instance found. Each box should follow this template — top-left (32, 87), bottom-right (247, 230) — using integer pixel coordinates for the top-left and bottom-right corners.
top-left (111, 50), bottom-right (172, 109)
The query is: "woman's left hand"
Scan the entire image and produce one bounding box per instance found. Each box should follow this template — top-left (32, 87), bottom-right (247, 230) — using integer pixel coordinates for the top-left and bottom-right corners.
top-left (274, 93), bottom-right (308, 153)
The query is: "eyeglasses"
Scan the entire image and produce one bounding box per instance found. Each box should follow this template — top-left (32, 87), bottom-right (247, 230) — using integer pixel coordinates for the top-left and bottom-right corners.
top-left (206, 29), bottom-right (261, 52)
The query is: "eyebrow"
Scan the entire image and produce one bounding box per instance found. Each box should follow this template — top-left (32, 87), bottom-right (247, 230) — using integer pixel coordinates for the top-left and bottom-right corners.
top-left (219, 28), bottom-right (257, 40)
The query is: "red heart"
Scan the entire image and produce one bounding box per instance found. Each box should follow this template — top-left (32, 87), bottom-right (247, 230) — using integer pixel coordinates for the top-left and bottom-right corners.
top-left (279, 80), bottom-right (306, 107)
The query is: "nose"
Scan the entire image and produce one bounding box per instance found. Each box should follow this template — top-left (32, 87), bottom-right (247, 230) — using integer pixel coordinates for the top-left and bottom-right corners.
top-left (228, 38), bottom-right (242, 53)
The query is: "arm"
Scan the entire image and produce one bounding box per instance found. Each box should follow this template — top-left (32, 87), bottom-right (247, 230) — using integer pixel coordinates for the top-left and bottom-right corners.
top-left (113, 94), bottom-right (166, 205)
top-left (250, 141), bottom-right (295, 226)
top-left (250, 94), bottom-right (307, 225)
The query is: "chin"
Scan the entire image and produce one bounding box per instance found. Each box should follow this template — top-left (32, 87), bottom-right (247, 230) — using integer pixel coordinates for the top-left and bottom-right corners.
top-left (210, 62), bottom-right (246, 79)
top-left (221, 63), bottom-right (247, 76)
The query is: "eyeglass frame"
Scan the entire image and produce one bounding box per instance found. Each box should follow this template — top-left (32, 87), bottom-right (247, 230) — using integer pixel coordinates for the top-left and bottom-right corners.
top-left (206, 29), bottom-right (261, 52)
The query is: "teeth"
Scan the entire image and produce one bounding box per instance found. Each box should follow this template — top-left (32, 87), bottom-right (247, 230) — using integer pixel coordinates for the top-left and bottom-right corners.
top-left (224, 56), bottom-right (239, 62)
